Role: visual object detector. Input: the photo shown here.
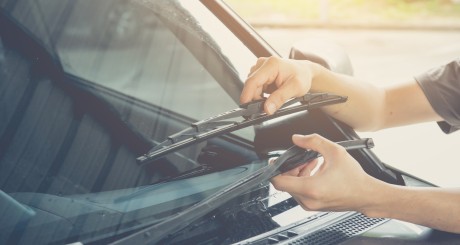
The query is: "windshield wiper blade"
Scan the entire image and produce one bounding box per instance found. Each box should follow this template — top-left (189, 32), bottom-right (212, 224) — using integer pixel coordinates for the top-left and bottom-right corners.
top-left (137, 92), bottom-right (347, 166)
top-left (112, 138), bottom-right (374, 245)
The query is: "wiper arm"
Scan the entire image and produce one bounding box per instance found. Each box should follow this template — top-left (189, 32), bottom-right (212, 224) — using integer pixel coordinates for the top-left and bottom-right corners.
top-left (111, 138), bottom-right (374, 245)
top-left (137, 92), bottom-right (347, 166)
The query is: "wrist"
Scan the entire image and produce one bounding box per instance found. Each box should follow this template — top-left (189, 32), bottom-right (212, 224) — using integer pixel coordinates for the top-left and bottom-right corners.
top-left (357, 178), bottom-right (397, 218)
top-left (306, 61), bottom-right (324, 92)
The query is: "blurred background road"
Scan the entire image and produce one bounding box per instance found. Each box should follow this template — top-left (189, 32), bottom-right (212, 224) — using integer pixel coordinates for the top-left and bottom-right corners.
top-left (226, 0), bottom-right (460, 187)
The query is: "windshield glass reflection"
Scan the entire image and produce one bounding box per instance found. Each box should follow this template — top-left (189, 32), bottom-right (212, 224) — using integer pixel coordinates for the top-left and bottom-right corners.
top-left (0, 1), bottom-right (323, 244)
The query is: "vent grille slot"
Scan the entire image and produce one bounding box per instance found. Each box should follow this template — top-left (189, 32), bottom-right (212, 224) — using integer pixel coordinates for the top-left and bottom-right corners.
top-left (287, 213), bottom-right (387, 245)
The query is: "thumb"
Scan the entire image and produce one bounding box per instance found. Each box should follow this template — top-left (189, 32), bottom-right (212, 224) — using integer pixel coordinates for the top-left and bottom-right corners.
top-left (264, 84), bottom-right (295, 115)
top-left (292, 134), bottom-right (344, 161)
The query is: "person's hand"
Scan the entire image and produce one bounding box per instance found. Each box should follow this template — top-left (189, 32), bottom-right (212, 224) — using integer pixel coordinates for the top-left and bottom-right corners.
top-left (271, 134), bottom-right (378, 213)
top-left (240, 57), bottom-right (316, 115)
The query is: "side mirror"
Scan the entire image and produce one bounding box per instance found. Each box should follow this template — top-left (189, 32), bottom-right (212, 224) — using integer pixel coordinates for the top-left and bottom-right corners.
top-left (289, 38), bottom-right (353, 76)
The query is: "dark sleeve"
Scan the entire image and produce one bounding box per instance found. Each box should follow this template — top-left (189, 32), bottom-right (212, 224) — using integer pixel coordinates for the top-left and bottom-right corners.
top-left (415, 59), bottom-right (460, 134)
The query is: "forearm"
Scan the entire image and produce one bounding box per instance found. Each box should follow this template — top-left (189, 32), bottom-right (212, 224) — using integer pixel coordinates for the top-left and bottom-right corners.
top-left (309, 62), bottom-right (387, 131)
top-left (241, 57), bottom-right (441, 130)
top-left (363, 181), bottom-right (460, 234)
top-left (308, 62), bottom-right (442, 131)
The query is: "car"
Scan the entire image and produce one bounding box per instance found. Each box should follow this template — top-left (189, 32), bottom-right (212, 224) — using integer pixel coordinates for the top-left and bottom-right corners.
top-left (1, 0), bottom-right (459, 244)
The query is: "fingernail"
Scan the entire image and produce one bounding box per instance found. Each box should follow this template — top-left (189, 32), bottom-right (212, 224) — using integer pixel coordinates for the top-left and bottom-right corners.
top-left (292, 134), bottom-right (303, 141)
top-left (266, 102), bottom-right (276, 114)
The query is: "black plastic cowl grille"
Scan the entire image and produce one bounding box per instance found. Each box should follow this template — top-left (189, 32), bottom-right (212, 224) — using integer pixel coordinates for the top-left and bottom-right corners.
top-left (287, 213), bottom-right (387, 245)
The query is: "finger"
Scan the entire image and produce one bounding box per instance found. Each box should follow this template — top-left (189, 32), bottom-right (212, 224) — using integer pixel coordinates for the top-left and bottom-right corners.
top-left (280, 162), bottom-right (306, 177)
top-left (253, 86), bottom-right (264, 101)
top-left (263, 82), bottom-right (278, 94)
top-left (240, 58), bottom-right (278, 104)
top-left (292, 134), bottom-right (345, 161)
top-left (282, 158), bottom-right (319, 177)
top-left (248, 57), bottom-right (267, 77)
top-left (298, 165), bottom-right (311, 177)
top-left (299, 158), bottom-right (319, 176)
top-left (264, 81), bottom-right (299, 114)
top-left (271, 175), bottom-right (312, 196)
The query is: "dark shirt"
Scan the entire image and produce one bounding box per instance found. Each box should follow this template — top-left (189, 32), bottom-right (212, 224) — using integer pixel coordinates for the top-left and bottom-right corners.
top-left (415, 59), bottom-right (460, 134)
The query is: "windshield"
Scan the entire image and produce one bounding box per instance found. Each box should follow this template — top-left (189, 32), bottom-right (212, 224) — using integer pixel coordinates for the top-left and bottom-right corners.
top-left (0, 0), bottom-right (325, 244)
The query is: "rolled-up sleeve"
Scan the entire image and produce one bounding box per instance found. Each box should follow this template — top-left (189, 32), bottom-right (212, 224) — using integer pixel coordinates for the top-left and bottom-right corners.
top-left (415, 59), bottom-right (460, 134)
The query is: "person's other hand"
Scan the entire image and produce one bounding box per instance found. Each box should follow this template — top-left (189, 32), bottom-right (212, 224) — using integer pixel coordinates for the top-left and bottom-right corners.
top-left (240, 57), bottom-right (315, 115)
top-left (271, 134), bottom-right (378, 213)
